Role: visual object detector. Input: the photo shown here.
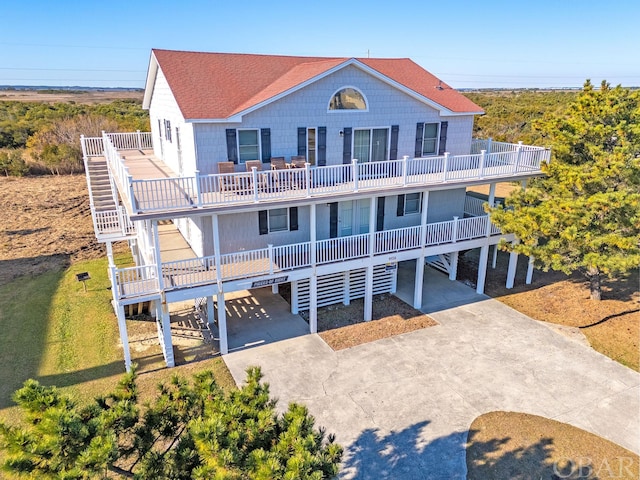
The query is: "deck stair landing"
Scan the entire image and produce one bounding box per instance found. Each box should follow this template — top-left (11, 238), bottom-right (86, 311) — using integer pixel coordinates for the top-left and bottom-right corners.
top-left (85, 156), bottom-right (136, 240)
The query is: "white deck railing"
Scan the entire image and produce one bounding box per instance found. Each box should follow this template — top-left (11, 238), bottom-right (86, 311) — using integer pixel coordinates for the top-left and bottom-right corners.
top-left (106, 131), bottom-right (153, 150)
top-left (94, 207), bottom-right (136, 237)
top-left (111, 214), bottom-right (505, 299)
top-left (90, 134), bottom-right (549, 215)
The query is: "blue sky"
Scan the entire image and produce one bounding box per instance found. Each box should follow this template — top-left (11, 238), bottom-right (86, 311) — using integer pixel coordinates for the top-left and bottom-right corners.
top-left (1, 0), bottom-right (638, 89)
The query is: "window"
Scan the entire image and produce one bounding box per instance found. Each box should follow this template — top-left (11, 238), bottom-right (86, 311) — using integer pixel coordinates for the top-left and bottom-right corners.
top-left (404, 193), bottom-right (422, 215)
top-left (353, 128), bottom-right (389, 162)
top-left (158, 119), bottom-right (163, 139)
top-left (421, 123), bottom-right (439, 156)
top-left (307, 128), bottom-right (316, 165)
top-left (164, 120), bottom-right (172, 142)
top-left (268, 208), bottom-right (288, 232)
top-left (259, 208), bottom-right (298, 234)
top-left (238, 129), bottom-right (260, 163)
top-left (329, 87), bottom-right (367, 111)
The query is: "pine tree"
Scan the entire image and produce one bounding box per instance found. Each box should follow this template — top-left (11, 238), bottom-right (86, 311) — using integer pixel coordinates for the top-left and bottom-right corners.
top-left (490, 80), bottom-right (640, 300)
top-left (0, 367), bottom-right (342, 479)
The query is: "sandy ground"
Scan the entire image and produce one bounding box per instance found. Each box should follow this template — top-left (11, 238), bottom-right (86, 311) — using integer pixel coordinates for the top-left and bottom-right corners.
top-left (0, 175), bottom-right (104, 285)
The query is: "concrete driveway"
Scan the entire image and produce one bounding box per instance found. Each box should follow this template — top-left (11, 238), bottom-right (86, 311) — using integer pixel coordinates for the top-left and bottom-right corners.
top-left (224, 269), bottom-right (640, 479)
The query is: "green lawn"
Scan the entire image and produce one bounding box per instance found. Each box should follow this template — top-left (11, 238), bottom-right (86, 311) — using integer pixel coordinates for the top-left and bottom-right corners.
top-left (0, 253), bottom-right (235, 419)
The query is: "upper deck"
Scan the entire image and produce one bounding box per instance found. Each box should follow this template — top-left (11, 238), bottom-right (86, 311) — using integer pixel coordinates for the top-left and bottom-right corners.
top-left (82, 132), bottom-right (550, 220)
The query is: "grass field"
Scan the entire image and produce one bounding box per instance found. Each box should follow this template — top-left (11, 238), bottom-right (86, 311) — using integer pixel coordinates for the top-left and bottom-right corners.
top-left (0, 253), bottom-right (235, 421)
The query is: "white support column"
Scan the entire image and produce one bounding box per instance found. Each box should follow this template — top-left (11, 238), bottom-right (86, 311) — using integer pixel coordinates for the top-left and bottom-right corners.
top-left (363, 197), bottom-right (376, 321)
top-left (271, 284), bottom-right (279, 294)
top-left (310, 204), bottom-right (317, 266)
top-left (526, 256), bottom-right (535, 285)
top-left (212, 214), bottom-right (223, 289)
top-left (116, 304), bottom-right (132, 372)
top-left (217, 292), bottom-right (228, 354)
top-left (413, 191), bottom-right (430, 309)
top-left (414, 258), bottom-right (425, 309)
top-left (206, 296), bottom-right (215, 327)
top-left (506, 242), bottom-right (519, 289)
top-left (343, 272), bottom-right (350, 306)
top-left (364, 266), bottom-right (374, 321)
top-left (492, 244), bottom-right (498, 269)
top-left (309, 274), bottom-right (318, 334)
top-left (291, 280), bottom-right (299, 314)
top-left (159, 300), bottom-right (175, 367)
top-left (488, 182), bottom-right (497, 207)
top-left (476, 244), bottom-right (490, 295)
top-left (106, 241), bottom-right (114, 264)
top-left (448, 251), bottom-right (459, 281)
top-left (152, 220), bottom-right (164, 290)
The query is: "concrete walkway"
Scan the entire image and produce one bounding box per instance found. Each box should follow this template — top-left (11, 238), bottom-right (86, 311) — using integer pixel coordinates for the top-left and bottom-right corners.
top-left (224, 269), bottom-right (640, 479)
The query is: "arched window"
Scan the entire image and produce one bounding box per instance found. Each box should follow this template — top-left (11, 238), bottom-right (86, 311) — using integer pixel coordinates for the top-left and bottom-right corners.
top-left (328, 87), bottom-right (367, 111)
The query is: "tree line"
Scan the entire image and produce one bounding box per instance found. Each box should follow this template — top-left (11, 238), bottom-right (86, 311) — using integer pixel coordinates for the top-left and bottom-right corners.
top-left (0, 99), bottom-right (149, 175)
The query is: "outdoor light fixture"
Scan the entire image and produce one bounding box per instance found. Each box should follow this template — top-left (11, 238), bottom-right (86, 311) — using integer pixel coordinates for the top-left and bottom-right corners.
top-left (339, 130), bottom-right (344, 137)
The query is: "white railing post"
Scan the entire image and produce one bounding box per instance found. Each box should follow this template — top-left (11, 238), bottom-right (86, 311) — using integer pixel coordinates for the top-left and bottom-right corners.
top-left (513, 141), bottom-right (523, 173)
top-left (352, 158), bottom-right (359, 192)
top-left (110, 265), bottom-right (119, 299)
top-left (127, 172), bottom-right (137, 214)
top-left (305, 162), bottom-right (311, 197)
top-left (486, 213), bottom-right (492, 237)
top-left (136, 130), bottom-right (142, 150)
top-left (442, 152), bottom-right (449, 182)
top-left (402, 155), bottom-right (409, 186)
top-left (194, 170), bottom-right (202, 207)
top-left (268, 244), bottom-right (274, 275)
top-left (452, 216), bottom-right (459, 243)
top-left (80, 134), bottom-right (87, 158)
top-left (479, 149), bottom-right (486, 178)
top-left (487, 137), bottom-right (493, 154)
top-left (251, 167), bottom-right (259, 203)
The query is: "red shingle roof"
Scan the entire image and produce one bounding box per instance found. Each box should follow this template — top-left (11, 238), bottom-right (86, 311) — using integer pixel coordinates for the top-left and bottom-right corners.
top-left (149, 49), bottom-right (483, 120)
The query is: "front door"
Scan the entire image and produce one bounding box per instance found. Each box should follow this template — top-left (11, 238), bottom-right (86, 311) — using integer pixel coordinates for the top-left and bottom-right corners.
top-left (339, 200), bottom-right (370, 236)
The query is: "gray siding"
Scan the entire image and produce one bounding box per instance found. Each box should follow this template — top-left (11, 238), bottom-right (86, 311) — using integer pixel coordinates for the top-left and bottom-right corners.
top-left (192, 65), bottom-right (475, 174)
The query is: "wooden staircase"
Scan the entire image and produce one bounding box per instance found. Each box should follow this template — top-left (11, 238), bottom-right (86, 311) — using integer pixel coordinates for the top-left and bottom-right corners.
top-left (86, 157), bottom-right (117, 212)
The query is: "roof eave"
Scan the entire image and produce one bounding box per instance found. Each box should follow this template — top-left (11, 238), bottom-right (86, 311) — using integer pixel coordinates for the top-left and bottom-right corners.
top-left (142, 52), bottom-right (159, 110)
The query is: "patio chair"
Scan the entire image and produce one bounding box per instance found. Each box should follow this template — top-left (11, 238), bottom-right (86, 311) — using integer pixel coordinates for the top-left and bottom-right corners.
top-left (270, 157), bottom-right (287, 170)
top-left (245, 160), bottom-right (272, 192)
top-left (290, 155), bottom-right (307, 168)
top-left (217, 161), bottom-right (239, 192)
top-left (289, 156), bottom-right (308, 189)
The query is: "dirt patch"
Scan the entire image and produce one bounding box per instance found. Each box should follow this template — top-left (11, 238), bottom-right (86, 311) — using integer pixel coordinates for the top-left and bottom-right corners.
top-left (458, 248), bottom-right (640, 370)
top-left (300, 293), bottom-right (438, 351)
top-left (467, 411), bottom-right (639, 479)
top-left (0, 175), bottom-right (107, 285)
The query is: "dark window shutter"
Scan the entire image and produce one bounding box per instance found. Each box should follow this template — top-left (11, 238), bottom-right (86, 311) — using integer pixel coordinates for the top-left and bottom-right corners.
top-left (258, 210), bottom-right (268, 235)
top-left (342, 127), bottom-right (352, 164)
top-left (289, 207), bottom-right (298, 231)
top-left (317, 126), bottom-right (327, 166)
top-left (226, 129), bottom-right (237, 164)
top-left (396, 194), bottom-right (405, 217)
top-left (376, 197), bottom-right (385, 231)
top-left (261, 128), bottom-right (271, 163)
top-left (329, 203), bottom-right (338, 238)
top-left (438, 121), bottom-right (448, 155)
top-left (414, 122), bottom-right (424, 158)
top-left (297, 128), bottom-right (307, 156)
top-left (390, 125), bottom-right (399, 160)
